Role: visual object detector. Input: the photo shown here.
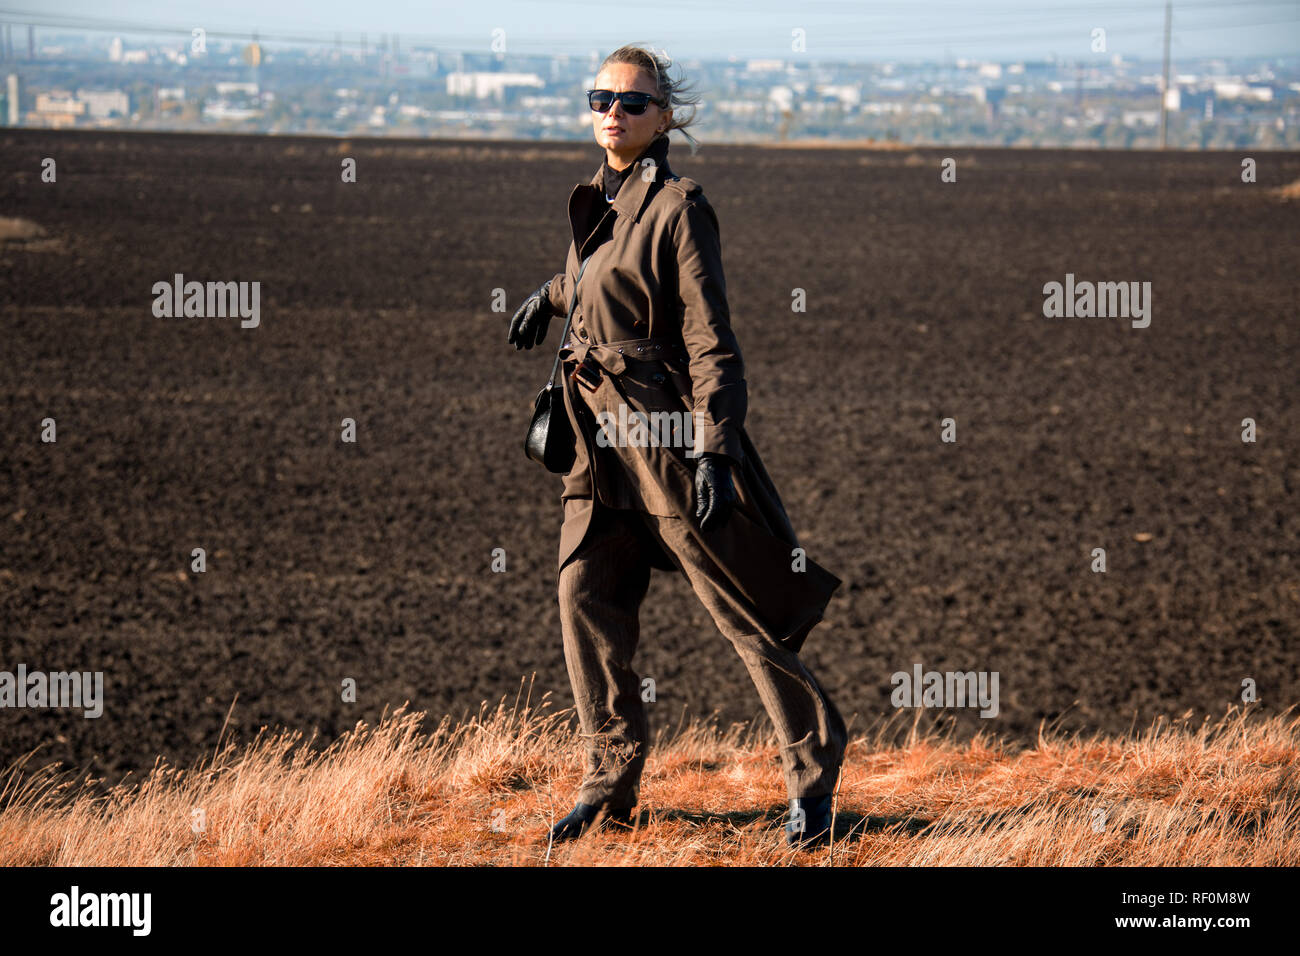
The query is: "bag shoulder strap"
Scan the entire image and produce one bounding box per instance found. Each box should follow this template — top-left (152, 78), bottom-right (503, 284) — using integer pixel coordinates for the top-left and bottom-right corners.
top-left (547, 254), bottom-right (593, 386)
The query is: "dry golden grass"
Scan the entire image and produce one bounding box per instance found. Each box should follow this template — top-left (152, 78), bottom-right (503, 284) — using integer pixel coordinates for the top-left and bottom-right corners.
top-left (2, 681), bottom-right (1296, 866)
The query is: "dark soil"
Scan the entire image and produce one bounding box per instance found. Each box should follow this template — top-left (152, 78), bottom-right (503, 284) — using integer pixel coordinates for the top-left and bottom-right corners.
top-left (1, 130), bottom-right (1297, 786)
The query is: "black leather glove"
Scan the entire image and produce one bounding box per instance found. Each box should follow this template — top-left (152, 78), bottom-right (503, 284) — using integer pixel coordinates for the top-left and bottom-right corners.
top-left (694, 452), bottom-right (737, 532)
top-left (507, 279), bottom-right (555, 350)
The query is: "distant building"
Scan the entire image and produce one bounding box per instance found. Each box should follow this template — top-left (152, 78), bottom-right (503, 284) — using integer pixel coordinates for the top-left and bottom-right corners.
top-left (1213, 82), bottom-right (1273, 102)
top-left (33, 91), bottom-right (85, 127)
top-left (715, 99), bottom-right (762, 117)
top-left (1179, 89), bottom-right (1215, 118)
top-left (769, 86), bottom-right (794, 111)
top-left (446, 72), bottom-right (543, 100)
top-left (817, 84), bottom-right (861, 107)
top-left (109, 37), bottom-right (123, 62)
top-left (985, 86), bottom-right (1007, 117)
top-left (215, 81), bottom-right (258, 96)
top-left (1122, 109), bottom-right (1161, 127)
top-left (202, 101), bottom-right (260, 122)
top-left (76, 88), bottom-right (129, 118)
top-left (5, 74), bottom-right (18, 126)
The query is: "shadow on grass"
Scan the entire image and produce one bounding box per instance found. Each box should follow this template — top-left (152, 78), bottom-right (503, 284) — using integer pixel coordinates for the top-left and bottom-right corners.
top-left (631, 806), bottom-right (938, 844)
top-left (559, 794), bottom-right (1230, 847)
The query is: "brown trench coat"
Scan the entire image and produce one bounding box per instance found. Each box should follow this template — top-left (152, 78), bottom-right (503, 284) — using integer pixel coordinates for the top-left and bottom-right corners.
top-left (542, 133), bottom-right (839, 652)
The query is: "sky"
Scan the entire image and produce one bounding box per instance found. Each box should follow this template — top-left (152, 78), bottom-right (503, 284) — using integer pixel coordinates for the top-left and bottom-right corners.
top-left (11, 0), bottom-right (1300, 62)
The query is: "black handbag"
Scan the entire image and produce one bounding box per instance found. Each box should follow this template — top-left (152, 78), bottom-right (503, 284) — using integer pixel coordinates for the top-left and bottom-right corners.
top-left (525, 254), bottom-right (592, 473)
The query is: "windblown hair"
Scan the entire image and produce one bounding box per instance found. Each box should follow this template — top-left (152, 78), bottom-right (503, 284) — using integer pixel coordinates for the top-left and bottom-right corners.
top-left (598, 45), bottom-right (703, 154)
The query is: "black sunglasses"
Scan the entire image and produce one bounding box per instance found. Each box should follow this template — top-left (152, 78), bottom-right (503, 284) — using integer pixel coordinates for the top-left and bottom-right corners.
top-left (586, 89), bottom-right (665, 116)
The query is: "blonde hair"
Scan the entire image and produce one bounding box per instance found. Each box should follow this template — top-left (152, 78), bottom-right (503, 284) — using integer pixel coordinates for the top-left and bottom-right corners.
top-left (598, 45), bottom-right (703, 154)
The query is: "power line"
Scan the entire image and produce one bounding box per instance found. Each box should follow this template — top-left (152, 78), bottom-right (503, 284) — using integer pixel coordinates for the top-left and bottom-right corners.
top-left (0, 4), bottom-right (1293, 57)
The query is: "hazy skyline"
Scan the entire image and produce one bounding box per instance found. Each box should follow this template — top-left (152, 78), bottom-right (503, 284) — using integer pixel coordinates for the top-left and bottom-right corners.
top-left (11, 0), bottom-right (1300, 62)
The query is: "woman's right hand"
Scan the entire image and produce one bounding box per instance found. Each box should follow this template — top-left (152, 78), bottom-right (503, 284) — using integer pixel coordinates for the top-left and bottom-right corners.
top-left (507, 279), bottom-right (554, 350)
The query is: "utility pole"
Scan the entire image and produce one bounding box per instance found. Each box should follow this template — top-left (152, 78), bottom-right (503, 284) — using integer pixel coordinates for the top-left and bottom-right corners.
top-left (1159, 0), bottom-right (1172, 149)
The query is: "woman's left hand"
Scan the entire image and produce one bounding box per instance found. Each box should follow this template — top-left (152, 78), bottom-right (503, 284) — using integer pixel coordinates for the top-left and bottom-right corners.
top-left (694, 453), bottom-right (737, 532)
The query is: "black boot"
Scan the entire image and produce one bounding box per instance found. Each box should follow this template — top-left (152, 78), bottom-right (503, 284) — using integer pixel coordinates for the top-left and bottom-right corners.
top-left (548, 802), bottom-right (635, 843)
top-left (785, 793), bottom-right (835, 849)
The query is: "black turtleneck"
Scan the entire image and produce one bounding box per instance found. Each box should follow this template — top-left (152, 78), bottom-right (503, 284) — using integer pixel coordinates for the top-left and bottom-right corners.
top-left (601, 136), bottom-right (666, 201)
top-left (601, 156), bottom-right (636, 202)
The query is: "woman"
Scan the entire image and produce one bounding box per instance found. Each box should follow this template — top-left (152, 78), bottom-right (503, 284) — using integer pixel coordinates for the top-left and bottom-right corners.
top-left (508, 46), bottom-right (847, 850)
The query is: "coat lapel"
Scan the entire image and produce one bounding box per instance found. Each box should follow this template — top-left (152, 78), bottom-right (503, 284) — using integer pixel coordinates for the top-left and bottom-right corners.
top-left (566, 135), bottom-right (673, 257)
top-left (610, 134), bottom-right (673, 223)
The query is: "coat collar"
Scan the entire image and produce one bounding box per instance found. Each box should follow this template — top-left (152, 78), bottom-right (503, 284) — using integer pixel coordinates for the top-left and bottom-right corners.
top-left (590, 134), bottom-right (673, 219)
top-left (568, 135), bottom-right (673, 257)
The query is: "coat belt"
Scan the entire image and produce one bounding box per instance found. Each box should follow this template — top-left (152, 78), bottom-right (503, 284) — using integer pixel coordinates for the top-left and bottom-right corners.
top-left (559, 336), bottom-right (687, 377)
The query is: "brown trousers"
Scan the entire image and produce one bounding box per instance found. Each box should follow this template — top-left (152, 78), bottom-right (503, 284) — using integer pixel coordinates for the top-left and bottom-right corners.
top-left (558, 499), bottom-right (848, 808)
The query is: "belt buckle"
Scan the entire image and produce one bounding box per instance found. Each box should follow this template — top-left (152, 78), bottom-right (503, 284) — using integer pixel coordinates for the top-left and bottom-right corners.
top-left (570, 356), bottom-right (601, 393)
